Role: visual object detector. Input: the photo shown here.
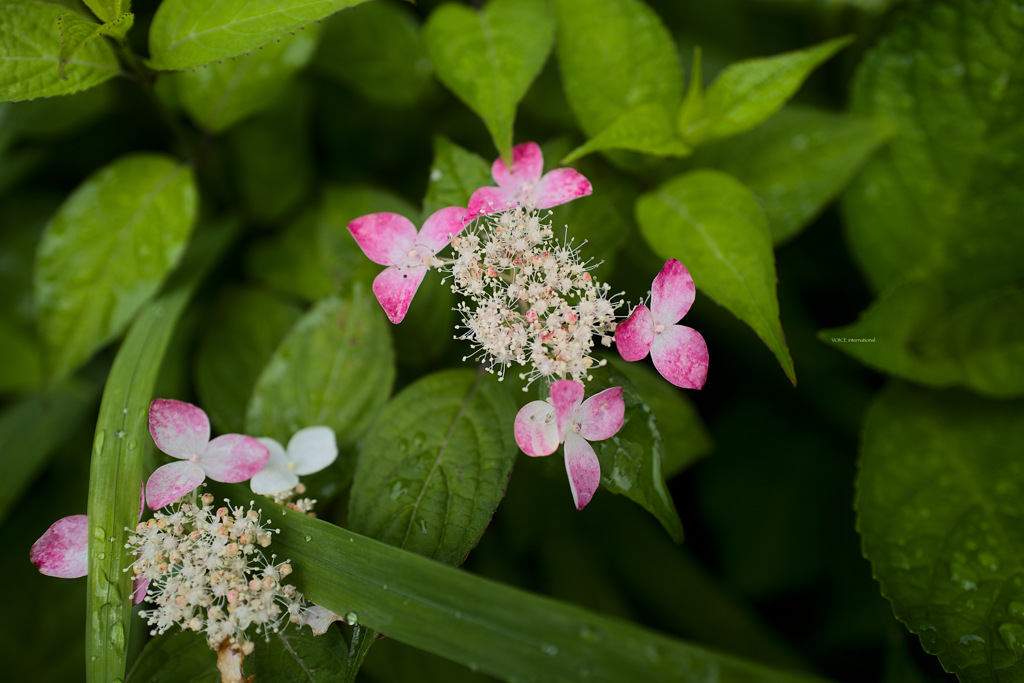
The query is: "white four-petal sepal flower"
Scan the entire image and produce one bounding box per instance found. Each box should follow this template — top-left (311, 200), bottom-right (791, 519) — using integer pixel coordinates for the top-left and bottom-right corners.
top-left (250, 426), bottom-right (338, 495)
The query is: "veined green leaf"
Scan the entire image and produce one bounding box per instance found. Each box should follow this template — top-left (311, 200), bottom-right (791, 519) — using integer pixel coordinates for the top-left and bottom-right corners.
top-left (858, 384), bottom-right (1024, 680)
top-left (422, 135), bottom-right (492, 218)
top-left (247, 626), bottom-right (348, 681)
top-left (563, 103), bottom-right (691, 163)
top-left (148, 0), bottom-right (373, 71)
top-left (83, 0), bottom-right (129, 25)
top-left (1, 0), bottom-right (119, 102)
top-left (57, 11), bottom-right (133, 80)
top-left (637, 170), bottom-right (796, 385)
top-left (348, 369), bottom-right (517, 566)
top-left (125, 631), bottom-right (218, 683)
top-left (423, 0), bottom-right (553, 161)
top-left (34, 153), bottom-right (198, 382)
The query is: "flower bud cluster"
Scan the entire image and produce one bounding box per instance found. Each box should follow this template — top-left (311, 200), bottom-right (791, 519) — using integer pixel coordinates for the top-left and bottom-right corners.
top-left (125, 493), bottom-right (304, 654)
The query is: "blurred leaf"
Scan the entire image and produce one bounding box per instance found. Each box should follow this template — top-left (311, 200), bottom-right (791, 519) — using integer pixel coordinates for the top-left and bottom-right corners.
top-left (679, 37), bottom-right (852, 146)
top-left (393, 268), bottom-right (455, 366)
top-left (0, 0), bottom-right (120, 102)
top-left (246, 291), bottom-right (395, 448)
top-left (423, 0), bottom-right (553, 161)
top-left (245, 626), bottom-right (348, 682)
top-left (637, 170), bottom-right (796, 385)
top-left (0, 194), bottom-right (59, 328)
top-left (349, 369), bottom-right (517, 566)
top-left (57, 10), bottom-right (133, 79)
top-left (564, 103), bottom-right (691, 162)
top-left (0, 317), bottom-right (40, 394)
top-left (83, 0), bottom-right (129, 25)
top-left (688, 106), bottom-right (894, 244)
top-left (313, 1), bottom-right (433, 108)
top-left (422, 135), bottom-right (492, 217)
top-left (34, 153), bottom-right (198, 381)
top-left (363, 636), bottom-right (498, 683)
top-left (552, 0), bottom-right (682, 139)
top-left (125, 631), bottom-right (218, 683)
top-left (194, 287), bottom-right (303, 435)
top-left (148, 0), bottom-right (373, 71)
top-left (173, 26), bottom-right (320, 133)
top-left (858, 384), bottom-right (1024, 681)
top-left (843, 0), bottom-right (1024, 302)
top-left (246, 209), bottom-right (336, 303)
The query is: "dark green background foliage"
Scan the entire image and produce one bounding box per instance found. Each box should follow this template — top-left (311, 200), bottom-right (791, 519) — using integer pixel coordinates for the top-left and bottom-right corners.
top-left (2, 0), bottom-right (1021, 681)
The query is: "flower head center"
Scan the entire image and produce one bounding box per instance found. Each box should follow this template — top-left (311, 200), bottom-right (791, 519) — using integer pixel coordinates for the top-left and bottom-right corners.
top-left (189, 454), bottom-right (200, 463)
top-left (654, 322), bottom-right (667, 335)
top-left (286, 462), bottom-right (296, 471)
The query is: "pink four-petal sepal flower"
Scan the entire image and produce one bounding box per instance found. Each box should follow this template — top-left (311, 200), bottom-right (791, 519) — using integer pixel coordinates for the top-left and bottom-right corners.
top-left (615, 259), bottom-right (709, 390)
top-left (145, 399), bottom-right (269, 510)
top-left (348, 206), bottom-right (471, 324)
top-left (514, 380), bottom-right (625, 510)
top-left (468, 142), bottom-right (593, 216)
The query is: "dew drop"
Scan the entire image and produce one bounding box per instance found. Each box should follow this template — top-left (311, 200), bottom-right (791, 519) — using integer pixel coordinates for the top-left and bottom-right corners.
top-left (93, 526), bottom-right (106, 541)
top-left (127, 439), bottom-right (138, 451)
top-left (950, 562), bottom-right (979, 590)
top-left (578, 625), bottom-right (602, 643)
top-left (97, 552), bottom-right (106, 560)
top-left (304, 535), bottom-right (312, 542)
top-left (94, 430), bottom-right (106, 453)
top-left (109, 623), bottom-right (125, 651)
top-left (999, 623), bottom-right (1024, 656)
top-left (1008, 602), bottom-right (1024, 619)
top-left (979, 552), bottom-right (1000, 571)
top-left (541, 643), bottom-right (558, 656)
top-left (122, 408), bottom-right (128, 415)
top-left (453, 611), bottom-right (462, 619)
top-left (344, 611), bottom-right (358, 625)
top-left (108, 536), bottom-right (115, 543)
top-left (113, 429), bottom-right (126, 439)
top-left (90, 656), bottom-right (97, 662)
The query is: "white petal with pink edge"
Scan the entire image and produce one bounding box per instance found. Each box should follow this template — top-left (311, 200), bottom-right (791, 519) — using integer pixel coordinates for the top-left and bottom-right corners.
top-left (578, 387), bottom-right (625, 442)
top-left (146, 461), bottom-right (206, 510)
top-left (534, 168), bottom-right (593, 209)
top-left (149, 398), bottom-right (210, 460)
top-left (372, 264), bottom-right (428, 324)
top-left (564, 433), bottom-right (601, 510)
top-left (550, 380), bottom-right (584, 438)
top-left (31, 514), bottom-right (88, 578)
top-left (614, 305), bottom-right (655, 361)
top-left (651, 324), bottom-right (709, 389)
top-left (200, 434), bottom-right (270, 483)
top-left (347, 212), bottom-right (418, 267)
top-left (514, 400), bottom-right (560, 457)
top-left (651, 258), bottom-right (696, 326)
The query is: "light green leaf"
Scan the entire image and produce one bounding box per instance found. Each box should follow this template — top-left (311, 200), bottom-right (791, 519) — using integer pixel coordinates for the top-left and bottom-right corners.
top-left (125, 631), bottom-right (218, 683)
top-left (687, 106), bottom-right (894, 244)
top-left (1, 0), bottom-right (119, 102)
top-left (637, 170), bottom-right (796, 385)
top-left (173, 26), bottom-right (320, 133)
top-left (83, 0), bottom-right (129, 25)
top-left (57, 11), bottom-right (133, 80)
top-left (679, 36), bottom-right (853, 146)
top-left (422, 135), bottom-right (492, 218)
top-left (246, 292), bottom-right (395, 448)
top-left (552, 0), bottom-right (682, 139)
top-left (858, 384), bottom-right (1024, 680)
top-left (34, 153), bottom-right (198, 381)
top-left (423, 0), bottom-right (553, 161)
top-left (563, 103), bottom-right (691, 163)
top-left (148, 0), bottom-right (372, 71)
top-left (843, 0), bottom-right (1024, 302)
top-left (348, 369), bottom-right (517, 566)
top-left (313, 1), bottom-right (433, 108)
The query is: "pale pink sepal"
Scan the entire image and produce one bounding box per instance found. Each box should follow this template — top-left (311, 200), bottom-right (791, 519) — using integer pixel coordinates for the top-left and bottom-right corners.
top-left (614, 305), bottom-right (655, 361)
top-left (492, 141), bottom-right (544, 187)
top-left (514, 400), bottom-right (560, 456)
top-left (30, 514), bottom-right (88, 578)
top-left (146, 461), bottom-right (206, 510)
top-left (373, 264), bottom-right (428, 324)
top-left (652, 258), bottom-right (695, 325)
top-left (347, 213), bottom-right (417, 267)
top-left (200, 434), bottom-right (270, 483)
top-left (289, 426), bottom-right (338, 475)
top-left (250, 438), bottom-right (296, 495)
top-left (417, 206), bottom-right (472, 254)
top-left (550, 380), bottom-right (584, 437)
top-left (578, 387), bottom-right (625, 442)
top-left (149, 398), bottom-right (210, 460)
top-left (534, 168), bottom-right (592, 209)
top-left (564, 433), bottom-right (601, 510)
top-left (651, 325), bottom-right (709, 390)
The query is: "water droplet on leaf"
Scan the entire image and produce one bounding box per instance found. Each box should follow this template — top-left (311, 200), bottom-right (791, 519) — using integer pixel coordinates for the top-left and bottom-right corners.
top-left (541, 643), bottom-right (558, 656)
top-left (304, 535), bottom-right (312, 542)
top-left (999, 623), bottom-right (1024, 656)
top-left (345, 611), bottom-right (358, 625)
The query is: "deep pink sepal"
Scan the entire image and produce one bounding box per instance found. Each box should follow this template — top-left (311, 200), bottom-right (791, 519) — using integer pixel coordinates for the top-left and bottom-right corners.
top-left (614, 305), bottom-right (655, 361)
top-left (30, 515), bottom-right (88, 578)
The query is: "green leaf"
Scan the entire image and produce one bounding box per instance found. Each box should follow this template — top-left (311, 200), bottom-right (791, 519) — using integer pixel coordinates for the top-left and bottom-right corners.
top-left (348, 369), bottom-right (518, 566)
top-left (1, 0), bottom-right (120, 102)
top-left (194, 287), bottom-right (303, 435)
top-left (588, 364), bottom-right (685, 543)
top-left (245, 626), bottom-right (348, 682)
top-left (271, 504), bottom-right (832, 683)
top-left (57, 11), bottom-right (133, 80)
top-left (0, 316), bottom-right (40, 393)
top-left (843, 0), bottom-right (1024, 301)
top-left (87, 221), bottom-right (237, 683)
top-left (563, 103), bottom-right (691, 163)
top-left (313, 1), bottom-right (433, 108)
top-left (422, 0), bottom-right (553, 161)
top-left (125, 631), bottom-right (219, 683)
top-left (172, 26), bottom-right (320, 133)
top-left (245, 210), bottom-right (337, 303)
top-left (148, 0), bottom-right (372, 71)
top-left (83, 0), bottom-right (129, 25)
top-left (422, 135), bottom-right (492, 218)
top-left (679, 36), bottom-right (852, 146)
top-left (363, 637), bottom-right (498, 683)
top-left (636, 170), bottom-right (797, 385)
top-left (34, 153), bottom-right (198, 381)
top-left (858, 384), bottom-right (1024, 680)
top-left (245, 291), bottom-right (396, 448)
top-left (687, 106), bottom-right (894, 244)
top-left (552, 0), bottom-right (682, 140)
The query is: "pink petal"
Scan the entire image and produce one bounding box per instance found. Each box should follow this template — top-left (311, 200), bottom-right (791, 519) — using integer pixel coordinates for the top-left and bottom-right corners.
top-left (534, 168), bottom-right (593, 209)
top-left (372, 264), bottom-right (428, 324)
top-left (651, 259), bottom-right (696, 326)
top-left (492, 141), bottom-right (544, 189)
top-left (31, 514), bottom-right (88, 578)
top-left (133, 576), bottom-right (150, 605)
top-left (614, 305), bottom-right (655, 362)
top-left (468, 186), bottom-right (517, 216)
top-left (651, 325), bottom-right (709, 390)
top-left (417, 206), bottom-right (472, 254)
top-left (564, 433), bottom-right (601, 510)
top-left (550, 380), bottom-right (585, 440)
top-left (199, 434), bottom-right (270, 483)
top-left (149, 399), bottom-right (210, 460)
top-left (578, 387), bottom-right (625, 442)
top-left (347, 213), bottom-right (418, 267)
top-left (146, 461), bottom-right (206, 509)
top-left (288, 426), bottom-right (338, 476)
top-left (514, 400), bottom-right (560, 456)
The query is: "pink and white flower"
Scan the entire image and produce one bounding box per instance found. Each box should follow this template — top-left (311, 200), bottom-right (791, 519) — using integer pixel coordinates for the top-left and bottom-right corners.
top-left (145, 399), bottom-right (269, 510)
top-left (348, 206), bottom-right (471, 324)
top-left (615, 259), bottom-right (709, 390)
top-left (250, 426), bottom-right (338, 495)
top-left (514, 380), bottom-right (624, 510)
top-left (468, 142), bottom-right (592, 216)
